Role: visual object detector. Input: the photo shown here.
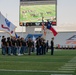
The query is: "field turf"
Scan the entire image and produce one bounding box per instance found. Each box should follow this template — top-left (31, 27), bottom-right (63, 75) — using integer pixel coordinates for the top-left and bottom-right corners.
top-left (0, 49), bottom-right (76, 75)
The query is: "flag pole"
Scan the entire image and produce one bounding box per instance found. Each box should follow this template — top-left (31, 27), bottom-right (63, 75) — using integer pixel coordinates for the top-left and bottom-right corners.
top-left (22, 13), bottom-right (24, 37)
top-left (6, 13), bottom-right (8, 38)
top-left (42, 15), bottom-right (46, 40)
top-left (22, 25), bottom-right (23, 37)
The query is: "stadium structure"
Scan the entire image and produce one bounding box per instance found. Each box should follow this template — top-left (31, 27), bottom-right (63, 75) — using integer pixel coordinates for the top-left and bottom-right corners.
top-left (0, 0), bottom-right (76, 49)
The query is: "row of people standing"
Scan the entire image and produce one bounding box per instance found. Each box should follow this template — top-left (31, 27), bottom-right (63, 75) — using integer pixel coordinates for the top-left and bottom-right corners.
top-left (36, 37), bottom-right (54, 55)
top-left (1, 36), bottom-right (49, 55)
top-left (1, 35), bottom-right (54, 56)
top-left (36, 36), bottom-right (47, 55)
top-left (1, 36), bottom-right (27, 55)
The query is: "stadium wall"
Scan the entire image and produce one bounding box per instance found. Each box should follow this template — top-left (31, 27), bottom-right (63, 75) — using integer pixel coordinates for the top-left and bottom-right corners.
top-left (0, 31), bottom-right (76, 48)
top-left (46, 31), bottom-right (76, 48)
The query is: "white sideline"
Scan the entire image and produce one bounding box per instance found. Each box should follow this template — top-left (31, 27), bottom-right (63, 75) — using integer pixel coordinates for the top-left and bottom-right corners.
top-left (51, 74), bottom-right (72, 75)
top-left (0, 69), bottom-right (74, 73)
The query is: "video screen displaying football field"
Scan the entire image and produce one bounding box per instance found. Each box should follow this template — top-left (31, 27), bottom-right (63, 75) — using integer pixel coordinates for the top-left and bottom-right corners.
top-left (20, 5), bottom-right (56, 22)
top-left (19, 0), bottom-right (57, 26)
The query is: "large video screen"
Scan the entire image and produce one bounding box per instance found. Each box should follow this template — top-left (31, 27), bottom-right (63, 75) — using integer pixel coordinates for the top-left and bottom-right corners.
top-left (19, 0), bottom-right (57, 26)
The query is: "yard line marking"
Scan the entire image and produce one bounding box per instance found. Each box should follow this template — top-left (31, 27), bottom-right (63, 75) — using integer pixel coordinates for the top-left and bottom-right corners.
top-left (58, 56), bottom-right (76, 74)
top-left (65, 63), bottom-right (76, 65)
top-left (68, 57), bottom-right (76, 63)
top-left (64, 64), bottom-right (76, 67)
top-left (58, 68), bottom-right (75, 71)
top-left (0, 61), bottom-right (28, 63)
top-left (69, 59), bottom-right (76, 62)
top-left (61, 66), bottom-right (76, 69)
top-left (51, 74), bottom-right (72, 75)
top-left (0, 69), bottom-right (74, 73)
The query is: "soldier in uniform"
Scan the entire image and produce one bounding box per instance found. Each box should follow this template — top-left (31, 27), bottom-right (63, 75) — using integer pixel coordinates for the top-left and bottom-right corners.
top-left (50, 37), bottom-right (54, 55)
top-left (1, 36), bottom-right (7, 55)
top-left (11, 36), bottom-right (17, 55)
top-left (46, 40), bottom-right (49, 52)
top-left (36, 38), bottom-right (39, 55)
top-left (7, 37), bottom-right (11, 55)
top-left (21, 37), bottom-right (26, 54)
top-left (27, 37), bottom-right (32, 55)
top-left (16, 36), bottom-right (22, 55)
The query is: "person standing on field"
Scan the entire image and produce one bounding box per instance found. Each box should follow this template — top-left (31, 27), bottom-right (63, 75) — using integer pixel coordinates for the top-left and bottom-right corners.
top-left (27, 37), bottom-right (33, 55)
top-left (50, 37), bottom-right (54, 55)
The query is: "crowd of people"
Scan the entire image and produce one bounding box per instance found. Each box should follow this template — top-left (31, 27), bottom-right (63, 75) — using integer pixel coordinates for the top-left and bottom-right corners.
top-left (1, 35), bottom-right (54, 56)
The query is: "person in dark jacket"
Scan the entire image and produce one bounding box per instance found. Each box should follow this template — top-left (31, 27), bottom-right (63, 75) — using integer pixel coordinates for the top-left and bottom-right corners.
top-left (11, 36), bottom-right (17, 55)
top-left (27, 37), bottom-right (32, 55)
top-left (46, 40), bottom-right (49, 52)
top-left (1, 36), bottom-right (7, 55)
top-left (50, 37), bottom-right (54, 55)
top-left (7, 37), bottom-right (11, 55)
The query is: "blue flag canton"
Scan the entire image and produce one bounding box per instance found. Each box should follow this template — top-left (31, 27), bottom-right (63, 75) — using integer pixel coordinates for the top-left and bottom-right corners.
top-left (47, 22), bottom-right (52, 29)
top-left (5, 18), bottom-right (10, 27)
top-left (15, 33), bottom-right (19, 38)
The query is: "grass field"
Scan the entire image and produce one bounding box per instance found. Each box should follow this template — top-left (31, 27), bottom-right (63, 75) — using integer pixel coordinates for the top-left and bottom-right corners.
top-left (0, 49), bottom-right (76, 75)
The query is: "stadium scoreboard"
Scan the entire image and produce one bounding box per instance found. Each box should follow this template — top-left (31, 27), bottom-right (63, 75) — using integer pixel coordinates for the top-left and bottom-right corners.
top-left (19, 0), bottom-right (57, 26)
